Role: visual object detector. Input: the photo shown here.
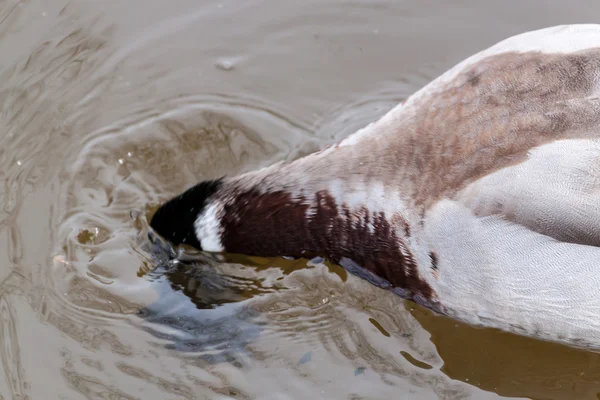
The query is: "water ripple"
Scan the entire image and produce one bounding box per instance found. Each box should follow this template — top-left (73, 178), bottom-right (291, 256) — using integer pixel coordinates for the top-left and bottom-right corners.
top-left (0, 0), bottom-right (579, 398)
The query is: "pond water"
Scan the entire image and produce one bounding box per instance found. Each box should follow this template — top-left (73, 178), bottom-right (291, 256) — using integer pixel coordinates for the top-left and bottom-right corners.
top-left (3, 1), bottom-right (600, 399)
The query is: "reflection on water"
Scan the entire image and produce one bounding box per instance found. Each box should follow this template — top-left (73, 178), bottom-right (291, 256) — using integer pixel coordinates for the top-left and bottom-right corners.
top-left (3, 0), bottom-right (600, 398)
top-left (136, 250), bottom-right (272, 358)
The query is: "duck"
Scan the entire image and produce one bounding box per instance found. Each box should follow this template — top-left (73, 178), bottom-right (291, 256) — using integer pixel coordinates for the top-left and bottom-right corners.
top-left (150, 24), bottom-right (600, 349)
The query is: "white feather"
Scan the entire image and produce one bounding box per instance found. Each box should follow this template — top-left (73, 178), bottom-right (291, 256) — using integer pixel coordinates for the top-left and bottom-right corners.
top-left (194, 202), bottom-right (225, 252)
top-left (424, 199), bottom-right (600, 347)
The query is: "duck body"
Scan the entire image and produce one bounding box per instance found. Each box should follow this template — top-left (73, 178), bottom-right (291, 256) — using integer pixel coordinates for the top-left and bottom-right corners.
top-left (151, 25), bottom-right (600, 348)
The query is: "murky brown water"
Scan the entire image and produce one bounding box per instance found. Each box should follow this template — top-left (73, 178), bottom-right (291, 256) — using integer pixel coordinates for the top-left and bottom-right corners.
top-left (3, 1), bottom-right (600, 399)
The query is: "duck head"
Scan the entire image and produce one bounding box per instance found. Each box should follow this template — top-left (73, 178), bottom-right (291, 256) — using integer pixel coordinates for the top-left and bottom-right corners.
top-left (150, 178), bottom-right (223, 251)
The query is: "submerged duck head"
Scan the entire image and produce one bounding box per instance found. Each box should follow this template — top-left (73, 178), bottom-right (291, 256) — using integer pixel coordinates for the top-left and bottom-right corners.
top-left (150, 178), bottom-right (223, 251)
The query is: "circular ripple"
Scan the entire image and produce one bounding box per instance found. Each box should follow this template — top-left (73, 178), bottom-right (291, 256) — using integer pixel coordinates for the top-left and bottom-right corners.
top-left (56, 94), bottom-right (316, 310)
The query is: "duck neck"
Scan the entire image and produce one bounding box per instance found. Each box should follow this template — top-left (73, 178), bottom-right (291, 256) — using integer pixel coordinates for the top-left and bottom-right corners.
top-left (194, 170), bottom-right (435, 302)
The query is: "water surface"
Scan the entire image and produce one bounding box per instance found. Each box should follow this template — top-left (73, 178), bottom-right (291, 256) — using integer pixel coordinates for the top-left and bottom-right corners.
top-left (3, 1), bottom-right (600, 399)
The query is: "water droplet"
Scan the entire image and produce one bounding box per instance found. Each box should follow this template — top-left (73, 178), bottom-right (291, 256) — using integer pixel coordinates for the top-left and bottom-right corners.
top-left (118, 159), bottom-right (124, 165)
top-left (215, 59), bottom-right (235, 71)
top-left (127, 152), bottom-right (133, 157)
top-left (16, 160), bottom-right (22, 166)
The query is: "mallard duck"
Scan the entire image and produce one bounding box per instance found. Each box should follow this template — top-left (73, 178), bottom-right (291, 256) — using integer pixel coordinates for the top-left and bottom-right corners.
top-left (150, 25), bottom-right (600, 348)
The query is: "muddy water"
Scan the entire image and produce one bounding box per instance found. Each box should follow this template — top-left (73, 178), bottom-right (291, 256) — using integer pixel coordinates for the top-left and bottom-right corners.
top-left (3, 1), bottom-right (600, 399)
